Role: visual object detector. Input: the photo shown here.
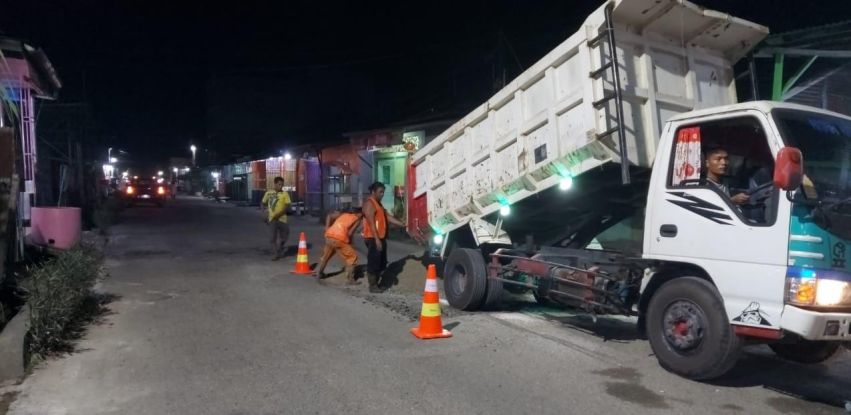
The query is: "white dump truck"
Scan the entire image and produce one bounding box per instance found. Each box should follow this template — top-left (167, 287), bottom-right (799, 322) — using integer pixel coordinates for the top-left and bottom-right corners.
top-left (411, 0), bottom-right (851, 379)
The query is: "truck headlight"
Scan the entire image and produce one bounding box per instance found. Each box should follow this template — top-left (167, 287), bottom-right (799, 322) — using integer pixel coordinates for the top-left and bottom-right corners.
top-left (786, 268), bottom-right (851, 307)
top-left (815, 279), bottom-right (851, 306)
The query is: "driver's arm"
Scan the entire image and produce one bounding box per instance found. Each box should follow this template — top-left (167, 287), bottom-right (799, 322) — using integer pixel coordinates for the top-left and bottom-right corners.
top-left (730, 192), bottom-right (749, 205)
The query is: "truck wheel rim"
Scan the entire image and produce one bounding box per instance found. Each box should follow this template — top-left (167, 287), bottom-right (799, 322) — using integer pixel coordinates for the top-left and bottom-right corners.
top-left (662, 300), bottom-right (705, 353)
top-left (449, 265), bottom-right (468, 296)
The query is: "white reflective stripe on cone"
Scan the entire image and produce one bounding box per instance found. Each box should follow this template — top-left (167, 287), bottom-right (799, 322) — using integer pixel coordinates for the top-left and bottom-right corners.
top-left (425, 279), bottom-right (438, 293)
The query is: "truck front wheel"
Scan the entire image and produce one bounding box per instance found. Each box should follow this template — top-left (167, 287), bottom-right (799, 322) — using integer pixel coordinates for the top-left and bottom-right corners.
top-left (769, 340), bottom-right (841, 364)
top-left (646, 277), bottom-right (742, 380)
top-left (443, 248), bottom-right (487, 311)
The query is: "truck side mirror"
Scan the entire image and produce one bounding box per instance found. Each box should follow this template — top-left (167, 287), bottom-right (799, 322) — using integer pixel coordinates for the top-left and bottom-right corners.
top-left (774, 147), bottom-right (803, 191)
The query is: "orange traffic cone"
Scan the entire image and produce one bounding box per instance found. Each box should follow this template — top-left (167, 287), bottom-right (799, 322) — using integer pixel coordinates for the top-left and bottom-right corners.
top-left (411, 264), bottom-right (452, 339)
top-left (290, 232), bottom-right (312, 275)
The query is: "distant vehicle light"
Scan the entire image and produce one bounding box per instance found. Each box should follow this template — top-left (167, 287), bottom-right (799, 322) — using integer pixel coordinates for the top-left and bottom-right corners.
top-left (157, 186), bottom-right (165, 195)
top-left (126, 186), bottom-right (135, 195)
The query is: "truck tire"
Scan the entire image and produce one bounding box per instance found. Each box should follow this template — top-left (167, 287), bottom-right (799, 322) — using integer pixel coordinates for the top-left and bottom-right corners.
top-left (443, 248), bottom-right (487, 311)
top-left (481, 275), bottom-right (503, 309)
top-left (646, 277), bottom-right (742, 380)
top-left (769, 341), bottom-right (841, 364)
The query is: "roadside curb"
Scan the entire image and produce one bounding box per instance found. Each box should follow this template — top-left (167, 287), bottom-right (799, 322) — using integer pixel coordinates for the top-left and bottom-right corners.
top-left (0, 308), bottom-right (28, 384)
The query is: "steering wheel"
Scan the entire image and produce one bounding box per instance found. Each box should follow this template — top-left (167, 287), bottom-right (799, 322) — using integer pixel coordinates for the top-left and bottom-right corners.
top-left (746, 181), bottom-right (774, 196)
top-left (730, 182), bottom-right (773, 206)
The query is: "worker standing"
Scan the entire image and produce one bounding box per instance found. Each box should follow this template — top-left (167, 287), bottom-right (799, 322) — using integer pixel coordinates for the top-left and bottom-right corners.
top-left (314, 208), bottom-right (363, 285)
top-left (261, 177), bottom-right (291, 260)
top-left (362, 182), bottom-right (406, 293)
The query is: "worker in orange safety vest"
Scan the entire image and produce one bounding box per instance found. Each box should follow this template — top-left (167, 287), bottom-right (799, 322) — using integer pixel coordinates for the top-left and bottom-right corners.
top-left (314, 207), bottom-right (364, 284)
top-left (362, 182), bottom-right (407, 292)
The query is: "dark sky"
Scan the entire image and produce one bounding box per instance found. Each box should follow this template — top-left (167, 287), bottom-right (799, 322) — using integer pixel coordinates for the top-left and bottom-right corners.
top-left (2, 0), bottom-right (850, 163)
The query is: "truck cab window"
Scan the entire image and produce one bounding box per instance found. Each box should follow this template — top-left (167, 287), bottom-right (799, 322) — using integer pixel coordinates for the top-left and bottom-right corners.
top-left (669, 116), bottom-right (776, 225)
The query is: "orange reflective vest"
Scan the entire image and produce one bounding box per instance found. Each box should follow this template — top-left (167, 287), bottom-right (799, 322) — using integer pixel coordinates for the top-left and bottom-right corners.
top-left (362, 197), bottom-right (387, 239)
top-left (325, 213), bottom-right (360, 244)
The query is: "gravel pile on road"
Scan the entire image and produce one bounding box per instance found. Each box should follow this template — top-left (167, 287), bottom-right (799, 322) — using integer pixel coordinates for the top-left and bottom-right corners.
top-left (318, 255), bottom-right (470, 321)
top-left (379, 255), bottom-right (429, 294)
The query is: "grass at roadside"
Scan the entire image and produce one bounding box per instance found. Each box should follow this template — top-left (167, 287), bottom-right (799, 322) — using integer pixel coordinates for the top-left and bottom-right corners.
top-left (23, 245), bottom-right (110, 363)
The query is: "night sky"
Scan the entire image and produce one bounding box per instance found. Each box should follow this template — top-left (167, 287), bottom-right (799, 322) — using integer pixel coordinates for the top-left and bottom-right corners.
top-left (2, 0), bottom-right (850, 164)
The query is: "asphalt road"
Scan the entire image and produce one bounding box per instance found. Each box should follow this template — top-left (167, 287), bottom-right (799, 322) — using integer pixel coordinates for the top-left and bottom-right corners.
top-left (5, 197), bottom-right (850, 414)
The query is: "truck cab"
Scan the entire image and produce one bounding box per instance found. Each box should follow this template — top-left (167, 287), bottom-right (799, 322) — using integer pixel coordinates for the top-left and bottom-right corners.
top-left (641, 101), bottom-right (851, 375)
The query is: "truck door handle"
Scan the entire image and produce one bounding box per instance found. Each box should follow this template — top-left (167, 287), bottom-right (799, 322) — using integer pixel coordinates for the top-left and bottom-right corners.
top-left (660, 224), bottom-right (678, 237)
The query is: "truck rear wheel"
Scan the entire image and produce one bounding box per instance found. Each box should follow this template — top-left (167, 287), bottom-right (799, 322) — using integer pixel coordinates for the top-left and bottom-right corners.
top-left (443, 248), bottom-right (487, 311)
top-left (481, 275), bottom-right (503, 310)
top-left (646, 277), bottom-right (742, 380)
top-left (769, 340), bottom-right (841, 364)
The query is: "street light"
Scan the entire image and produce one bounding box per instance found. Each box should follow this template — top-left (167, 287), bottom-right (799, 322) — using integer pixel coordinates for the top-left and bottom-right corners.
top-left (284, 152), bottom-right (292, 160)
top-left (102, 164), bottom-right (114, 180)
top-left (110, 157), bottom-right (118, 163)
top-left (157, 171), bottom-right (164, 176)
top-left (190, 145), bottom-right (197, 166)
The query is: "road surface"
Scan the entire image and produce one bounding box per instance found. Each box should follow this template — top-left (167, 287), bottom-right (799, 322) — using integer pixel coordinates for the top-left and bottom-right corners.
top-left (5, 197), bottom-right (850, 414)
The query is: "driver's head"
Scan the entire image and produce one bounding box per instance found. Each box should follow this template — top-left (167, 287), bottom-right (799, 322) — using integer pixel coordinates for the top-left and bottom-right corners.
top-left (704, 147), bottom-right (729, 179)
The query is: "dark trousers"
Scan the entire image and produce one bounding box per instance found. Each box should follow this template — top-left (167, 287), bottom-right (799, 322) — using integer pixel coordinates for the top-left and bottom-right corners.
top-left (269, 221), bottom-right (290, 255)
top-left (365, 238), bottom-right (388, 276)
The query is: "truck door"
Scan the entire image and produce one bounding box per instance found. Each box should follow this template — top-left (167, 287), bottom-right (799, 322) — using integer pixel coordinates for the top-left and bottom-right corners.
top-left (646, 112), bottom-right (790, 329)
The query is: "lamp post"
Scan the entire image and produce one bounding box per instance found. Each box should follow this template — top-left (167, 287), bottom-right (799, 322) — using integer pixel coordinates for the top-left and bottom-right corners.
top-left (106, 148), bottom-right (115, 179)
top-left (190, 145), bottom-right (197, 166)
top-left (211, 171), bottom-right (220, 194)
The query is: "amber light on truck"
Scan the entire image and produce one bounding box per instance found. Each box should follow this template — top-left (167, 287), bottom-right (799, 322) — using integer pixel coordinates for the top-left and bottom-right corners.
top-left (786, 267), bottom-right (851, 307)
top-left (157, 186), bottom-right (165, 195)
top-left (126, 186), bottom-right (135, 195)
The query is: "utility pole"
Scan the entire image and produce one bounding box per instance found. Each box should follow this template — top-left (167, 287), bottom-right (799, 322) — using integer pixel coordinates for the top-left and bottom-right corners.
top-left (76, 142), bottom-right (85, 209)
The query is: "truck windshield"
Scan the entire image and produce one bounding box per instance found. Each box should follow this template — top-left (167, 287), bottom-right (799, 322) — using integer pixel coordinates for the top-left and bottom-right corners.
top-left (773, 109), bottom-right (851, 202)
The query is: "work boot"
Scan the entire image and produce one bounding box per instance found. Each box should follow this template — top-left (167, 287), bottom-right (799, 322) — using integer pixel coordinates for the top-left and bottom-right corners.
top-left (344, 265), bottom-right (360, 286)
top-left (367, 273), bottom-right (383, 293)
